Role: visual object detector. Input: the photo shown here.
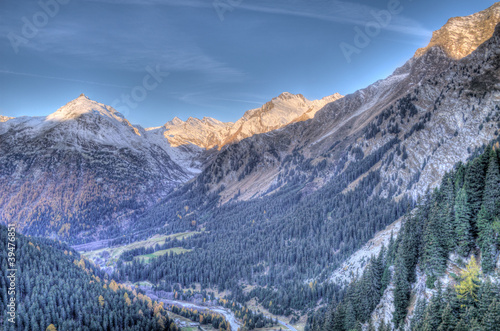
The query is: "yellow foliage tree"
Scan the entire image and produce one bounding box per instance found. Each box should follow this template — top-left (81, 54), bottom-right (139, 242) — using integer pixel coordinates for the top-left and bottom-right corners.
top-left (98, 295), bottom-right (105, 307)
top-left (124, 292), bottom-right (131, 306)
top-left (46, 324), bottom-right (57, 331)
top-left (109, 280), bottom-right (119, 292)
top-left (455, 256), bottom-right (481, 303)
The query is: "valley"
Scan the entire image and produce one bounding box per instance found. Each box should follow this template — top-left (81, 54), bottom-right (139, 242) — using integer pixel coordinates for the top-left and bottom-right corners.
top-left (2, 2), bottom-right (500, 331)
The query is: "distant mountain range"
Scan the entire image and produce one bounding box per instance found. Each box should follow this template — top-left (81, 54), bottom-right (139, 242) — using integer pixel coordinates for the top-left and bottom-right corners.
top-left (2, 3), bottom-right (500, 331)
top-left (1, 3), bottom-right (499, 245)
top-left (153, 92), bottom-right (343, 150)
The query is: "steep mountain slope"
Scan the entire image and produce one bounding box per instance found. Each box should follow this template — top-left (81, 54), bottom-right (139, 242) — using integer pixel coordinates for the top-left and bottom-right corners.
top-left (186, 3), bottom-right (500, 204)
top-left (415, 2), bottom-right (500, 59)
top-left (155, 92), bottom-right (343, 150)
top-left (312, 144), bottom-right (500, 331)
top-left (0, 95), bottom-right (191, 242)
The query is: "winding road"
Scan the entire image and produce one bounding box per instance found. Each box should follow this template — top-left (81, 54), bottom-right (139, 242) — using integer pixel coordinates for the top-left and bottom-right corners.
top-left (161, 299), bottom-right (242, 331)
top-left (159, 298), bottom-right (297, 331)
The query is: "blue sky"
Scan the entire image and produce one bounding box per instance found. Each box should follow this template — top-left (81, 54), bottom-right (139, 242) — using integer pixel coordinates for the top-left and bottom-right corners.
top-left (0, 0), bottom-right (496, 127)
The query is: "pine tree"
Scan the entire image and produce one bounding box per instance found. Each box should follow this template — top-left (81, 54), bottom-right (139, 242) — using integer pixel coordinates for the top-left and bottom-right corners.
top-left (477, 280), bottom-right (496, 321)
top-left (422, 286), bottom-right (443, 331)
top-left (322, 305), bottom-right (336, 331)
top-left (454, 188), bottom-right (473, 256)
top-left (453, 318), bottom-right (468, 331)
top-left (464, 156), bottom-right (487, 233)
top-left (410, 298), bottom-right (426, 331)
top-left (454, 162), bottom-right (465, 192)
top-left (331, 303), bottom-right (346, 331)
top-left (482, 148), bottom-right (500, 217)
top-left (423, 200), bottom-right (447, 275)
top-left (343, 301), bottom-right (356, 331)
top-left (440, 173), bottom-right (456, 251)
top-left (437, 303), bottom-right (457, 331)
top-left (392, 259), bottom-right (410, 328)
top-left (483, 299), bottom-right (500, 331)
top-left (399, 213), bottom-right (422, 283)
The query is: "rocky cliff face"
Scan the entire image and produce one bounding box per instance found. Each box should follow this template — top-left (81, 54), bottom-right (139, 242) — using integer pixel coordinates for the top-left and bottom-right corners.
top-left (415, 2), bottom-right (500, 59)
top-left (0, 115), bottom-right (13, 122)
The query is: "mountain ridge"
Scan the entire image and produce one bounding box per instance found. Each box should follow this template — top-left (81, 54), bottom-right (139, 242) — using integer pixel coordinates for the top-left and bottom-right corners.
top-left (415, 2), bottom-right (500, 59)
top-left (152, 91), bottom-right (344, 150)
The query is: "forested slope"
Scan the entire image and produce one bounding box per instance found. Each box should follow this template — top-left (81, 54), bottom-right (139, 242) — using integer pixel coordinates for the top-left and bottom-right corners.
top-left (0, 225), bottom-right (177, 331)
top-left (311, 143), bottom-right (500, 331)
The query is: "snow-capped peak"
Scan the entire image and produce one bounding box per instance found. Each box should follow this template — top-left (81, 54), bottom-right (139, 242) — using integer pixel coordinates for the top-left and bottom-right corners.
top-left (46, 94), bottom-right (125, 122)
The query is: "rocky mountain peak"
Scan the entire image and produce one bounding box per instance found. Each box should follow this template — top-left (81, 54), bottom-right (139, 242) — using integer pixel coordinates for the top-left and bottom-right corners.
top-left (158, 91), bottom-right (343, 149)
top-left (275, 92), bottom-right (305, 101)
top-left (415, 2), bottom-right (500, 59)
top-left (46, 95), bottom-right (125, 122)
top-left (0, 115), bottom-right (13, 123)
top-left (165, 117), bottom-right (184, 126)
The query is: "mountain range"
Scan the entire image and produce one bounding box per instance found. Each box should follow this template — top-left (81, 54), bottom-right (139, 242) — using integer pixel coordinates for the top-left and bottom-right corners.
top-left (1, 2), bottom-right (500, 331)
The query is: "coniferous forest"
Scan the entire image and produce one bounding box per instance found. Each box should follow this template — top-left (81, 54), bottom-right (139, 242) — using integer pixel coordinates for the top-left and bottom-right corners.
top-left (0, 226), bottom-right (178, 331)
top-left (2, 3), bottom-right (500, 331)
top-left (310, 144), bottom-right (500, 331)
top-left (113, 138), bottom-right (411, 317)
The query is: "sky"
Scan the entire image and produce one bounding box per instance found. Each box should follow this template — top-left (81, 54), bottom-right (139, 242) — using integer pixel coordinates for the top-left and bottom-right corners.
top-left (0, 0), bottom-right (496, 127)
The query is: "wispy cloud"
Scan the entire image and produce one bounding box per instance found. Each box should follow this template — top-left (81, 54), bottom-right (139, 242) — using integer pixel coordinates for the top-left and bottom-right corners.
top-left (83, 0), bottom-right (431, 38)
top-left (0, 70), bottom-right (132, 89)
top-left (9, 21), bottom-right (245, 81)
top-left (235, 0), bottom-right (431, 37)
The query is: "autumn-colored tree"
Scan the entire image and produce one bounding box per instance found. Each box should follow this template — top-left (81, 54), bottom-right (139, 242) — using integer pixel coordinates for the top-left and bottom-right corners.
top-left (455, 256), bottom-right (481, 304)
top-left (109, 280), bottom-right (119, 292)
top-left (124, 292), bottom-right (131, 306)
top-left (46, 324), bottom-right (57, 331)
top-left (98, 295), bottom-right (105, 307)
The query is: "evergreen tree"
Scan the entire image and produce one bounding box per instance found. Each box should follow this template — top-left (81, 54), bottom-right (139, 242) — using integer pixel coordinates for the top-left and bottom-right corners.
top-left (410, 298), bottom-right (426, 331)
top-left (399, 213), bottom-right (422, 283)
top-left (423, 200), bottom-right (447, 275)
top-left (437, 303), bottom-right (457, 331)
top-left (343, 301), bottom-right (356, 331)
top-left (323, 305), bottom-right (336, 331)
top-left (464, 156), bottom-right (487, 233)
top-left (454, 318), bottom-right (468, 331)
top-left (454, 188), bottom-right (473, 256)
top-left (440, 173), bottom-right (456, 251)
top-left (331, 303), bottom-right (346, 331)
top-left (392, 259), bottom-right (410, 328)
top-left (482, 148), bottom-right (500, 217)
top-left (422, 286), bottom-right (443, 331)
top-left (454, 162), bottom-right (465, 192)
top-left (483, 299), bottom-right (500, 331)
